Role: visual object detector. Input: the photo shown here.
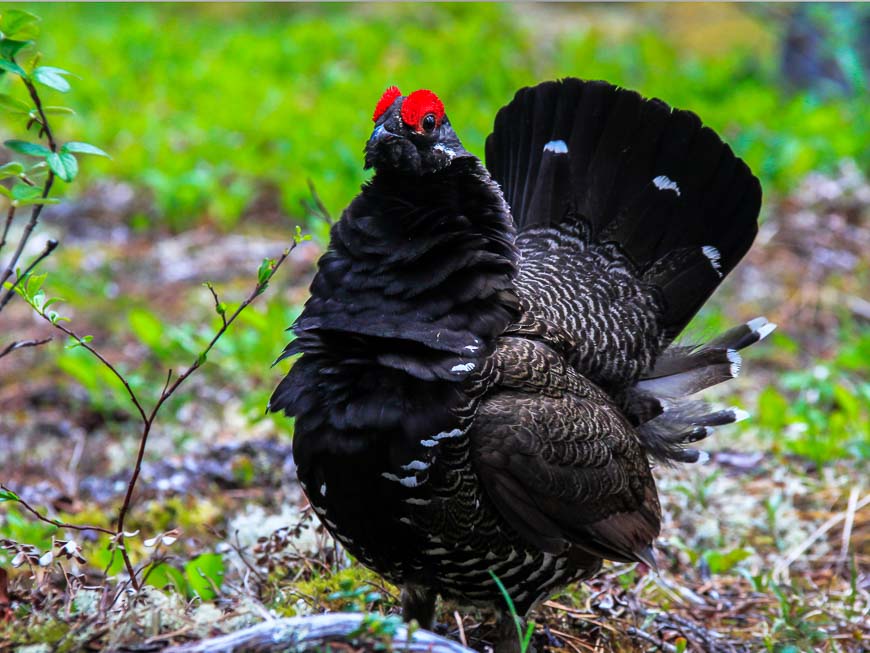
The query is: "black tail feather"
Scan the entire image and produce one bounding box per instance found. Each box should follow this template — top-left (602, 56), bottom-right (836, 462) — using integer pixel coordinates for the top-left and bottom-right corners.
top-left (485, 78), bottom-right (761, 340)
top-left (629, 317), bottom-right (775, 463)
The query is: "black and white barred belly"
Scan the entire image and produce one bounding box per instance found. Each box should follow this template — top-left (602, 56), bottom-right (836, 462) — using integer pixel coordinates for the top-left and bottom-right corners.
top-left (303, 394), bottom-right (598, 614)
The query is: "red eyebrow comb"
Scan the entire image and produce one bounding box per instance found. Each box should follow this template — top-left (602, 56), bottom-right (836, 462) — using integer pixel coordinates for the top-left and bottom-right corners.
top-left (373, 86), bottom-right (402, 122)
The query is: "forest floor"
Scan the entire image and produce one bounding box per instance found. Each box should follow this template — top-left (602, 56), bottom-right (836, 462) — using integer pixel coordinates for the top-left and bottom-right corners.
top-left (0, 163), bottom-right (867, 652)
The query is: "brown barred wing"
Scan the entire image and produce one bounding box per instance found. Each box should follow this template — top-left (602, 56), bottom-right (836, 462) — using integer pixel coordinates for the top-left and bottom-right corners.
top-left (469, 338), bottom-right (661, 566)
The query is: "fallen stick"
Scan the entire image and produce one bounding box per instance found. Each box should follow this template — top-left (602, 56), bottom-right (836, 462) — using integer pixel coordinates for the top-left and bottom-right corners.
top-left (162, 612), bottom-right (476, 653)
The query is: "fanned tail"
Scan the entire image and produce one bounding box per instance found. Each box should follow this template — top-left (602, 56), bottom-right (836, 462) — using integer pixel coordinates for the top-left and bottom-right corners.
top-left (485, 78), bottom-right (768, 465)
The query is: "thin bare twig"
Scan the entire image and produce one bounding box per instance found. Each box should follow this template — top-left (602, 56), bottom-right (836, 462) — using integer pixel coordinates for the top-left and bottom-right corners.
top-left (0, 483), bottom-right (114, 535)
top-left (160, 368), bottom-right (174, 397)
top-left (24, 74), bottom-right (57, 151)
top-left (30, 316), bottom-right (148, 424)
top-left (0, 170), bottom-right (54, 305)
top-left (113, 245), bottom-right (294, 590)
top-left (305, 178), bottom-right (333, 226)
top-left (204, 282), bottom-right (228, 328)
top-left (0, 337), bottom-right (51, 359)
top-left (0, 205), bottom-right (15, 255)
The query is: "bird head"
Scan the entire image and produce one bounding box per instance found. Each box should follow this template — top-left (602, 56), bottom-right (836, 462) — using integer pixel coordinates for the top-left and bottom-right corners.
top-left (365, 86), bottom-right (471, 175)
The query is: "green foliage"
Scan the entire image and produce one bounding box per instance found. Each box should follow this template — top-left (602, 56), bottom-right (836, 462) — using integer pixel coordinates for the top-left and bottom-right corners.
top-left (184, 552), bottom-right (226, 600)
top-left (327, 578), bottom-right (385, 613)
top-left (142, 553), bottom-right (225, 600)
top-left (324, 577), bottom-right (406, 651)
top-left (756, 334), bottom-right (869, 466)
top-left (288, 566), bottom-right (397, 615)
top-left (0, 4), bottom-right (865, 231)
top-left (0, 507), bottom-right (57, 565)
top-left (701, 546), bottom-right (753, 575)
top-left (764, 584), bottom-right (830, 651)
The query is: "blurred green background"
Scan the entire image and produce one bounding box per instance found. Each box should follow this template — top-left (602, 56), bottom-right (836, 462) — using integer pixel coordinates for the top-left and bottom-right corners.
top-left (2, 2), bottom-right (868, 232)
top-left (1, 2), bottom-right (867, 466)
top-left (0, 6), bottom-right (867, 648)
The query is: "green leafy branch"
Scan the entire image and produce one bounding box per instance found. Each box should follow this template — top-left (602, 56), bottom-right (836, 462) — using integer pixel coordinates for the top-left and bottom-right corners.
top-left (0, 9), bottom-right (303, 599)
top-left (3, 238), bottom-right (298, 591)
top-left (0, 9), bottom-right (108, 345)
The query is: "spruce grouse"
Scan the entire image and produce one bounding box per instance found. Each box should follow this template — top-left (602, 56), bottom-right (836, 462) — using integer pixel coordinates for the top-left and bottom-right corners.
top-left (270, 79), bottom-right (774, 647)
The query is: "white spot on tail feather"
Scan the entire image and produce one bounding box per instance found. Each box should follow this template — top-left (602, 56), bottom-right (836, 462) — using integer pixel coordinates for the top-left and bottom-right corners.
top-left (320, 483), bottom-right (327, 496)
top-left (543, 139), bottom-right (568, 154)
top-left (727, 349), bottom-right (742, 377)
top-left (401, 460), bottom-right (429, 471)
top-left (731, 408), bottom-right (750, 423)
top-left (746, 317), bottom-right (768, 331)
top-left (697, 451), bottom-right (711, 465)
top-left (450, 362), bottom-right (475, 373)
top-left (702, 245), bottom-right (723, 277)
top-left (757, 322), bottom-right (777, 340)
top-left (653, 175), bottom-right (681, 195)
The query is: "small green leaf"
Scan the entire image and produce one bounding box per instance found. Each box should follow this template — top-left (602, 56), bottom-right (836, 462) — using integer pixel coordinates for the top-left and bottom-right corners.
top-left (0, 9), bottom-right (41, 39)
top-left (0, 488), bottom-right (20, 502)
top-left (11, 182), bottom-right (41, 201)
top-left (65, 335), bottom-right (93, 350)
top-left (184, 553), bottom-right (224, 600)
top-left (32, 66), bottom-right (73, 93)
top-left (61, 141), bottom-right (110, 158)
top-left (31, 289), bottom-right (46, 311)
top-left (196, 352), bottom-right (207, 366)
top-left (34, 65), bottom-right (75, 77)
top-left (46, 151), bottom-right (78, 183)
top-left (144, 562), bottom-right (188, 594)
top-left (41, 106), bottom-right (75, 116)
top-left (0, 38), bottom-right (33, 60)
top-left (0, 186), bottom-right (12, 199)
top-left (257, 258), bottom-right (274, 286)
top-left (5, 139), bottom-right (50, 157)
top-left (24, 271), bottom-right (46, 293)
top-left (0, 59), bottom-right (26, 77)
top-left (0, 161), bottom-right (24, 179)
top-left (293, 225), bottom-right (311, 243)
top-left (14, 196), bottom-right (60, 207)
top-left (0, 92), bottom-right (29, 113)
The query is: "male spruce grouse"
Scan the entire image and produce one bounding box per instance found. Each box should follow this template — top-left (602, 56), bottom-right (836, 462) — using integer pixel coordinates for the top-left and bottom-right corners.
top-left (270, 79), bottom-right (774, 648)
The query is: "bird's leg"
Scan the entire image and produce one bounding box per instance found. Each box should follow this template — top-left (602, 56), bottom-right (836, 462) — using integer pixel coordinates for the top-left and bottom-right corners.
top-left (401, 585), bottom-right (437, 630)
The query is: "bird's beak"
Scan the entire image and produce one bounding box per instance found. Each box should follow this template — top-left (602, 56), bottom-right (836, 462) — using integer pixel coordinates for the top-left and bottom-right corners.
top-left (368, 123), bottom-right (397, 147)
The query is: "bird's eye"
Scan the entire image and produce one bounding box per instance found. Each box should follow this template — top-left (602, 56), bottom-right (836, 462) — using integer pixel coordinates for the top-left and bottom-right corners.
top-left (421, 113), bottom-right (437, 132)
